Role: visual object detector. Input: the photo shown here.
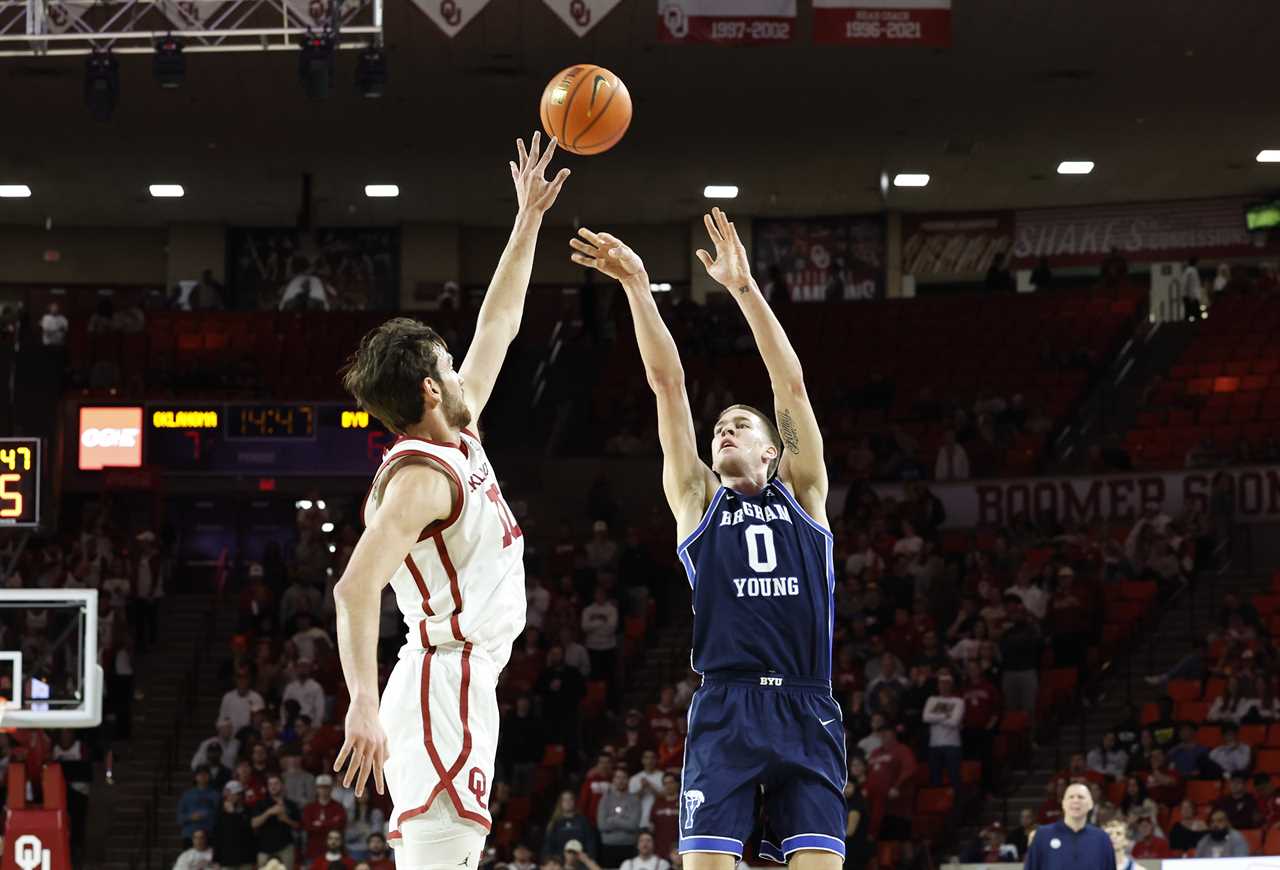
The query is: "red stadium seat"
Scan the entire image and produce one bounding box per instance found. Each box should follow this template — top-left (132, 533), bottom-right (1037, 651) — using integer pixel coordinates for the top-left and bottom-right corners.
top-left (1256, 750), bottom-right (1280, 775)
top-left (1175, 701), bottom-right (1209, 723)
top-left (1184, 780), bottom-right (1222, 804)
top-left (916, 787), bottom-right (954, 815)
top-left (1167, 680), bottom-right (1202, 702)
top-left (1264, 825), bottom-right (1280, 856)
top-left (1196, 726), bottom-right (1223, 748)
top-left (1240, 828), bottom-right (1262, 855)
top-left (540, 745), bottom-right (566, 768)
top-left (1240, 724), bottom-right (1268, 747)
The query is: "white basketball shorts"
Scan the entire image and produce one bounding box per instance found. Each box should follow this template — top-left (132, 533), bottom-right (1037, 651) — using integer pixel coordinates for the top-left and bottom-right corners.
top-left (381, 642), bottom-right (498, 846)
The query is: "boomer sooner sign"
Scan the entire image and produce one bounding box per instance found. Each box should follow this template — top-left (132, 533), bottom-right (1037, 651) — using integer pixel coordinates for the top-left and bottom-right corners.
top-left (864, 465), bottom-right (1280, 529)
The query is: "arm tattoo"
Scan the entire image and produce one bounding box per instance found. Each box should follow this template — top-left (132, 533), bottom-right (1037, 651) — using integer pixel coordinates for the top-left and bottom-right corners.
top-left (736, 285), bottom-right (750, 295)
top-left (779, 409), bottom-right (801, 455)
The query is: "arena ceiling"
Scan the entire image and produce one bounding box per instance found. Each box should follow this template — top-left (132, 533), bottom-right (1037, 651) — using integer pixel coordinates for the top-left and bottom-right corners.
top-left (0, 0), bottom-right (1277, 228)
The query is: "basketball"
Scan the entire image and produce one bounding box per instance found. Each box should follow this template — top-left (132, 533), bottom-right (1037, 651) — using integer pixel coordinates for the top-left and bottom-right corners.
top-left (539, 64), bottom-right (632, 156)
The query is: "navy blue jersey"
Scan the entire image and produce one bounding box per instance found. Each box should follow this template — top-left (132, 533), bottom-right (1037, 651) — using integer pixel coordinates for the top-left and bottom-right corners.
top-left (678, 479), bottom-right (834, 682)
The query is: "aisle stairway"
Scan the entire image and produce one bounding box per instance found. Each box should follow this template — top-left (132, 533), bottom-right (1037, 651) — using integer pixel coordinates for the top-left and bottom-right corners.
top-left (88, 592), bottom-right (237, 870)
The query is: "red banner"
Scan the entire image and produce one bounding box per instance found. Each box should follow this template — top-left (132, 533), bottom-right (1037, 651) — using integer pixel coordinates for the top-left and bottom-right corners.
top-left (813, 0), bottom-right (951, 47)
top-left (658, 0), bottom-right (796, 44)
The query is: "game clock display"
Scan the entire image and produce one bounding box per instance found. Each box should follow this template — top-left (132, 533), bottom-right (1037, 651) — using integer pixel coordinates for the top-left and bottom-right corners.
top-left (0, 437), bottom-right (41, 528)
top-left (142, 402), bottom-right (390, 476)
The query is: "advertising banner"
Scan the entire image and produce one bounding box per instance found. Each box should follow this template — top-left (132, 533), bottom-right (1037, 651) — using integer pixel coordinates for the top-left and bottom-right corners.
top-left (78, 407), bottom-right (143, 471)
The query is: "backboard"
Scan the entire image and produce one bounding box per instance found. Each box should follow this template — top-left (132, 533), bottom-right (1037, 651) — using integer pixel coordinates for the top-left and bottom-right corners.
top-left (0, 589), bottom-right (103, 728)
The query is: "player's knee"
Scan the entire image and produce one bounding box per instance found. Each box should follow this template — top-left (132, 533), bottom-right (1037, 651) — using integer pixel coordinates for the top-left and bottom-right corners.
top-left (786, 848), bottom-right (844, 870)
top-left (394, 815), bottom-right (485, 870)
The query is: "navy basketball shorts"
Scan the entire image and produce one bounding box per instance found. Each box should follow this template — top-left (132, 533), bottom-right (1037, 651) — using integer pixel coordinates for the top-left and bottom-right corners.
top-left (678, 673), bottom-right (847, 863)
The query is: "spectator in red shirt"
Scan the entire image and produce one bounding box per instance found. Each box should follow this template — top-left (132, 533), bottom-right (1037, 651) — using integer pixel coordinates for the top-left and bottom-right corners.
top-left (649, 773), bottom-right (680, 859)
top-left (1142, 748), bottom-right (1183, 806)
top-left (363, 833), bottom-right (395, 870)
top-left (233, 759), bottom-right (267, 807)
top-left (578, 753), bottom-right (615, 823)
top-left (309, 829), bottom-right (355, 870)
top-left (1130, 816), bottom-right (1171, 859)
top-left (867, 721), bottom-right (917, 840)
top-left (1255, 774), bottom-right (1280, 826)
top-left (646, 686), bottom-right (677, 741)
top-left (303, 775), bottom-right (348, 860)
top-left (961, 659), bottom-right (1002, 793)
top-left (657, 721), bottom-right (685, 770)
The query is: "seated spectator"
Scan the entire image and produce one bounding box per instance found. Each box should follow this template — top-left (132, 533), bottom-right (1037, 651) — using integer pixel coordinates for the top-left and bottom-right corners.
top-left (1257, 774), bottom-right (1280, 826)
top-left (1141, 749), bottom-right (1183, 806)
top-left (219, 671), bottom-right (265, 734)
top-left (1195, 809), bottom-right (1251, 858)
top-left (544, 791), bottom-right (599, 859)
top-left (1086, 731), bottom-right (1128, 780)
top-left (1208, 676), bottom-right (1263, 725)
top-left (177, 766), bottom-right (220, 847)
top-left (1214, 772), bottom-right (1263, 830)
top-left (249, 774), bottom-right (301, 868)
top-left (562, 839), bottom-right (601, 870)
top-left (302, 775), bottom-right (347, 861)
top-left (191, 718), bottom-right (240, 770)
top-left (363, 834), bottom-right (394, 870)
top-left (1007, 808), bottom-right (1036, 857)
top-left (960, 821), bottom-right (1019, 862)
top-left (1208, 724), bottom-right (1252, 775)
top-left (1006, 567), bottom-right (1047, 622)
top-left (1130, 816), bottom-right (1170, 859)
top-left (343, 791), bottom-right (387, 860)
top-left (509, 845), bottom-right (538, 870)
top-left (598, 768), bottom-right (642, 867)
top-left (1170, 799), bottom-right (1209, 853)
top-left (308, 829), bottom-right (355, 870)
top-left (172, 829), bottom-right (215, 870)
top-left (619, 832), bottom-right (669, 870)
top-left (1119, 777), bottom-right (1159, 829)
top-left (210, 781), bottom-right (256, 870)
top-left (1167, 723), bottom-right (1209, 777)
top-left (283, 658), bottom-right (327, 726)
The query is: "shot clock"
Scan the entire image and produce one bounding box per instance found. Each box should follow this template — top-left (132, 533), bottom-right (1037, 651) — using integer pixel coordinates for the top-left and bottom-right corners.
top-left (0, 437), bottom-right (41, 527)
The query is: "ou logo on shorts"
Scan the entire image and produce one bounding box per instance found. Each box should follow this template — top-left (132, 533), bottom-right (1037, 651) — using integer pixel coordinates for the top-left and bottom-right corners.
top-left (468, 767), bottom-right (488, 809)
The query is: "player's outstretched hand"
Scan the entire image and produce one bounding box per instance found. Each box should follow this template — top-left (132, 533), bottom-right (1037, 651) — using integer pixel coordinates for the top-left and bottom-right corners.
top-left (570, 228), bottom-right (646, 283)
top-left (334, 701), bottom-right (390, 798)
top-left (511, 131), bottom-right (571, 215)
top-left (696, 206), bottom-right (753, 292)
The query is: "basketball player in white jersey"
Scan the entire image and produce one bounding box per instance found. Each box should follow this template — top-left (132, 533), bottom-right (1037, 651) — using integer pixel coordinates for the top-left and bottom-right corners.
top-left (331, 132), bottom-right (568, 870)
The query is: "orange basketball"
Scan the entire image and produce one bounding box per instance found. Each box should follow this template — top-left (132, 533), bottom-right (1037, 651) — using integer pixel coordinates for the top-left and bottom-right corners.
top-left (539, 64), bottom-right (632, 156)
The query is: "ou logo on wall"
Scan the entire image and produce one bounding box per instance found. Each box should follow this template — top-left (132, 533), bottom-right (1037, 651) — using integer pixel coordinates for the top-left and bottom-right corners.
top-left (15, 834), bottom-right (52, 870)
top-left (78, 406), bottom-right (144, 471)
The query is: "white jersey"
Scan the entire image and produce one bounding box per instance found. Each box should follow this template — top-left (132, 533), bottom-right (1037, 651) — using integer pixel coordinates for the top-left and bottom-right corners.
top-left (363, 430), bottom-right (527, 670)
top-left (363, 429), bottom-right (526, 842)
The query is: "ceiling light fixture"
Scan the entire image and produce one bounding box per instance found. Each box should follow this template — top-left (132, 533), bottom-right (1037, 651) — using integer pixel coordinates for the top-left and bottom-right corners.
top-left (893, 173), bottom-right (930, 188)
top-left (365, 184), bottom-right (399, 198)
top-left (0, 185), bottom-right (32, 198)
top-left (153, 36), bottom-right (185, 88)
top-left (1257, 150), bottom-right (1280, 164)
top-left (149, 184), bottom-right (185, 198)
top-left (703, 185), bottom-right (738, 199)
top-left (1057, 160), bottom-right (1095, 175)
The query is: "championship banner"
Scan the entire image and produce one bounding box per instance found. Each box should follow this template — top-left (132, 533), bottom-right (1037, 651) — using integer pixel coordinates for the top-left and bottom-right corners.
top-left (409, 0), bottom-right (491, 37)
top-left (658, 0), bottom-right (796, 45)
top-left (902, 211), bottom-right (1015, 282)
top-left (1012, 196), bottom-right (1280, 269)
top-left (862, 464), bottom-right (1280, 530)
top-left (541, 0), bottom-right (623, 37)
top-left (813, 0), bottom-right (951, 47)
top-left (753, 215), bottom-right (885, 302)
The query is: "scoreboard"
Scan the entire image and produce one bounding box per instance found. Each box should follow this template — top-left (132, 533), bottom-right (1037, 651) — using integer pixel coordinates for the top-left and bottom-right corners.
top-left (0, 437), bottom-right (41, 527)
top-left (100, 403), bottom-right (393, 476)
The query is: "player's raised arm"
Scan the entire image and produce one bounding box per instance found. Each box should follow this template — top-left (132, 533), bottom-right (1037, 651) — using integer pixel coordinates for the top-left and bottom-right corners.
top-left (696, 207), bottom-right (828, 524)
top-left (570, 229), bottom-right (716, 538)
top-left (331, 462), bottom-right (454, 796)
top-left (459, 132), bottom-right (571, 424)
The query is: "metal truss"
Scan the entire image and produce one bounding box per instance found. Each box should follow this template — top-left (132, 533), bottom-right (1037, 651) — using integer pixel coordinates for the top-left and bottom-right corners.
top-left (0, 0), bottom-right (381, 56)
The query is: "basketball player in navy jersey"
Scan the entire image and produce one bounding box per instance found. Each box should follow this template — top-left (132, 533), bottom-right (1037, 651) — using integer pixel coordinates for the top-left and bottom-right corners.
top-left (570, 207), bottom-right (844, 869)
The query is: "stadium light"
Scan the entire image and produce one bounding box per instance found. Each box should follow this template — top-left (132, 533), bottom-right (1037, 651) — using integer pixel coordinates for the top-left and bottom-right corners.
top-left (893, 173), bottom-right (930, 188)
top-left (299, 31), bottom-right (336, 100)
top-left (84, 49), bottom-right (119, 122)
top-left (149, 184), bottom-right (185, 198)
top-left (0, 185), bottom-right (31, 198)
top-left (703, 185), bottom-right (739, 199)
top-left (365, 184), bottom-right (399, 198)
top-left (153, 37), bottom-right (185, 88)
top-left (1057, 160), bottom-right (1095, 175)
top-left (1258, 150), bottom-right (1280, 164)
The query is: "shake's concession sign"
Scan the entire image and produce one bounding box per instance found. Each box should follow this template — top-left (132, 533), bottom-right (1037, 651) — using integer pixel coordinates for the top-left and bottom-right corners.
top-left (866, 465), bottom-right (1280, 529)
